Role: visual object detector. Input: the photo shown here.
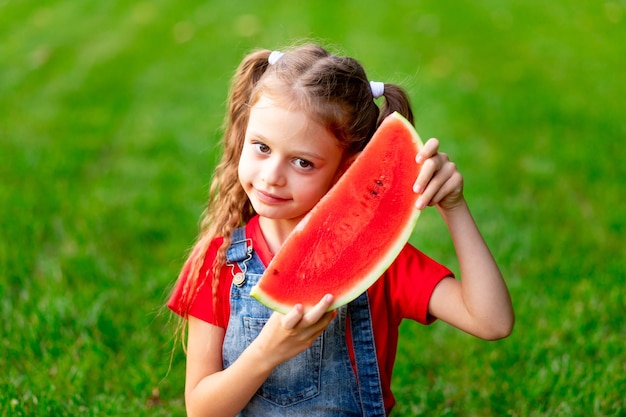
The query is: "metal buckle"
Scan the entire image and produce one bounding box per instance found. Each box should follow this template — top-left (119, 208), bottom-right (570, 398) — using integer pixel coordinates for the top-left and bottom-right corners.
top-left (227, 239), bottom-right (253, 287)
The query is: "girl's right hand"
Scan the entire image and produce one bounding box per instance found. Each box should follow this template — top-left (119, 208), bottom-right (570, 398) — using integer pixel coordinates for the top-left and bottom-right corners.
top-left (251, 294), bottom-right (336, 368)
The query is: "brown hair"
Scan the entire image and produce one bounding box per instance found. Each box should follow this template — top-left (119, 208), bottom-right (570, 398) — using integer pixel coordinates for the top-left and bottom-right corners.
top-left (172, 43), bottom-right (414, 337)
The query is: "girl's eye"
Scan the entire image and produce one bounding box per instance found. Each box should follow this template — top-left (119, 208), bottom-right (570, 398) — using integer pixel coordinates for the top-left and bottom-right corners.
top-left (254, 143), bottom-right (270, 154)
top-left (294, 158), bottom-right (314, 170)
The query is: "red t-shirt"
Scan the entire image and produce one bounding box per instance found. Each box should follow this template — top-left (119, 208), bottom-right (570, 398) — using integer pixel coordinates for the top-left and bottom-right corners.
top-left (168, 215), bottom-right (453, 414)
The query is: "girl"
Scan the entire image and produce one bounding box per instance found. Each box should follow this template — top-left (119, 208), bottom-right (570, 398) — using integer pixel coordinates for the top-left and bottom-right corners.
top-left (168, 44), bottom-right (514, 416)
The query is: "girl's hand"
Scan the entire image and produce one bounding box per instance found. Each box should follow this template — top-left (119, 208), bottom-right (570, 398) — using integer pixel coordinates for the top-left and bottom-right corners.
top-left (251, 294), bottom-right (336, 368)
top-left (184, 295), bottom-right (336, 416)
top-left (413, 138), bottom-right (464, 211)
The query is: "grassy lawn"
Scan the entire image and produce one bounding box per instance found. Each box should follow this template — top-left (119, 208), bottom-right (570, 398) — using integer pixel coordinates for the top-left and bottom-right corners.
top-left (1, 1), bottom-right (623, 415)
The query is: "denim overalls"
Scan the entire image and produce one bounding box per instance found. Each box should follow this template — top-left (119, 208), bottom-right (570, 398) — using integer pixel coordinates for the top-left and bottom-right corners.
top-left (222, 227), bottom-right (387, 416)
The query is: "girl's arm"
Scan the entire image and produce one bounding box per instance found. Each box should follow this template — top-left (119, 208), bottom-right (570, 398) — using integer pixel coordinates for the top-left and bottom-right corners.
top-left (414, 139), bottom-right (514, 340)
top-left (184, 295), bottom-right (336, 417)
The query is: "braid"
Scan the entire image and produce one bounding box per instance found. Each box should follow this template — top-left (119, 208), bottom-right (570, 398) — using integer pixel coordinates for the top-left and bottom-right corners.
top-left (174, 50), bottom-right (271, 323)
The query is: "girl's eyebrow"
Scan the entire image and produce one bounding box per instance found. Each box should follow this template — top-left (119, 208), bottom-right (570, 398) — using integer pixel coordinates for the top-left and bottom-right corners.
top-left (295, 149), bottom-right (326, 162)
top-left (248, 132), bottom-right (326, 161)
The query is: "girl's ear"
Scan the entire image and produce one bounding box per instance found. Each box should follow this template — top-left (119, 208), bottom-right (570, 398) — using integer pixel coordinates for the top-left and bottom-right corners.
top-left (332, 152), bottom-right (360, 183)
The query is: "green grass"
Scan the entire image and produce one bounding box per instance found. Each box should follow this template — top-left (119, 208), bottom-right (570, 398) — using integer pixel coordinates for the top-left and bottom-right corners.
top-left (1, 1), bottom-right (624, 416)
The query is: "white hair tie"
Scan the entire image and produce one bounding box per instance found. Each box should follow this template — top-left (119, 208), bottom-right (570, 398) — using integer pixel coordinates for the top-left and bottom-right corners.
top-left (370, 81), bottom-right (385, 99)
top-left (268, 50), bottom-right (284, 65)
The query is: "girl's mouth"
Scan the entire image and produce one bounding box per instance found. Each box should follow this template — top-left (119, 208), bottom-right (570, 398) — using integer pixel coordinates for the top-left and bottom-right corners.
top-left (253, 188), bottom-right (290, 204)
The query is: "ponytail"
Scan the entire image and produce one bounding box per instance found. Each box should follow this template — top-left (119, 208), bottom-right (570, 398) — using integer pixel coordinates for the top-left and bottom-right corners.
top-left (224, 49), bottom-right (272, 140)
top-left (377, 83), bottom-right (414, 127)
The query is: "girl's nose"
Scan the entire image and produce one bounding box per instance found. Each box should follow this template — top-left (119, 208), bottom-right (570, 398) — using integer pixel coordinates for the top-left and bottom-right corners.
top-left (261, 158), bottom-right (286, 187)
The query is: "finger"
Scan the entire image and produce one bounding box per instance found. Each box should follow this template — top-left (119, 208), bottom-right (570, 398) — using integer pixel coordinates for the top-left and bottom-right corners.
top-left (416, 138), bottom-right (440, 164)
top-left (429, 171), bottom-right (464, 207)
top-left (413, 153), bottom-right (446, 198)
top-left (305, 311), bottom-right (338, 339)
top-left (415, 158), bottom-right (454, 209)
top-left (281, 304), bottom-right (304, 330)
top-left (301, 294), bottom-right (334, 327)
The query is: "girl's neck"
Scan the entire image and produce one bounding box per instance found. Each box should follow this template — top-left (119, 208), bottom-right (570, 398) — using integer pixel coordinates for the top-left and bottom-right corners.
top-left (258, 216), bottom-right (301, 254)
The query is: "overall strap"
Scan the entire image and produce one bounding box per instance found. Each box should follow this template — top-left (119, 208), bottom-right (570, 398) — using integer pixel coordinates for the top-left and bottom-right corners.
top-left (226, 227), bottom-right (251, 263)
top-left (349, 291), bottom-right (386, 417)
top-left (225, 227), bottom-right (254, 287)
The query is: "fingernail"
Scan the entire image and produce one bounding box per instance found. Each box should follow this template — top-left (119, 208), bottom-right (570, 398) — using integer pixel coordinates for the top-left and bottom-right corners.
top-left (416, 199), bottom-right (425, 210)
top-left (413, 184), bottom-right (422, 194)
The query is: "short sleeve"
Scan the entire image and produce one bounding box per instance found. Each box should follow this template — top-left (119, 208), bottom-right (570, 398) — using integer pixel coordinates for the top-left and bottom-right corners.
top-left (167, 237), bottom-right (231, 328)
top-left (384, 243), bottom-right (453, 325)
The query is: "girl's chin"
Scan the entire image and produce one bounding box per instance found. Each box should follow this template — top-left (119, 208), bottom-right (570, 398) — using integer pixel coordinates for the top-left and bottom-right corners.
top-left (252, 205), bottom-right (307, 224)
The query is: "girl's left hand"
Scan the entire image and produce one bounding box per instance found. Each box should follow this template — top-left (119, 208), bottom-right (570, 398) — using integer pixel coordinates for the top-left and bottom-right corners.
top-left (413, 138), bottom-right (464, 211)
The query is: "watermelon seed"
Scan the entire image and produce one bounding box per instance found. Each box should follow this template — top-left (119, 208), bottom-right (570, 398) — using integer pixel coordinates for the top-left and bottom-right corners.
top-left (376, 180), bottom-right (383, 186)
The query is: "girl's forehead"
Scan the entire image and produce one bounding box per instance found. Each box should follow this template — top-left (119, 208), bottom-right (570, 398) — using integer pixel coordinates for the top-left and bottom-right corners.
top-left (248, 95), bottom-right (315, 132)
top-left (251, 86), bottom-right (306, 112)
top-left (247, 95), bottom-right (342, 155)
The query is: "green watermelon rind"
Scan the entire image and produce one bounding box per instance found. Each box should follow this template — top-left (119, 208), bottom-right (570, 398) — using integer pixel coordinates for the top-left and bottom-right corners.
top-left (250, 112), bottom-right (423, 314)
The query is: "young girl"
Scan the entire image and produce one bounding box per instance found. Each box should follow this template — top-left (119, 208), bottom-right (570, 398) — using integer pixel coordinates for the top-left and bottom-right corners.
top-left (168, 44), bottom-right (514, 417)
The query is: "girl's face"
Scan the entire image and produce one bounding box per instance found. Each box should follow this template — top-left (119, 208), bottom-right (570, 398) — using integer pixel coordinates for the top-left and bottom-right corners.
top-left (239, 94), bottom-right (345, 227)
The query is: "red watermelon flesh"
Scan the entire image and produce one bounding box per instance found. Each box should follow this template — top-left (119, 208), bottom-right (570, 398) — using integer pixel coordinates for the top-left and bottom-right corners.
top-left (250, 112), bottom-right (423, 313)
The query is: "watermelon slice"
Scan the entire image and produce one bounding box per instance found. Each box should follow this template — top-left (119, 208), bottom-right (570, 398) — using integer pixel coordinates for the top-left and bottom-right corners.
top-left (250, 112), bottom-right (424, 313)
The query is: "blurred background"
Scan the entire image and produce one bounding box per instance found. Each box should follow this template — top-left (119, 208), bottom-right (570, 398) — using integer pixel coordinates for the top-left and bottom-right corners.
top-left (1, 1), bottom-right (624, 416)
